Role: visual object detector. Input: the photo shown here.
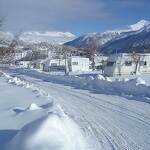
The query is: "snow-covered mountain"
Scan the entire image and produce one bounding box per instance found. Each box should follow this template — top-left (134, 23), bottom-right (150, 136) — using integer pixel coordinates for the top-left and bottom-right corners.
top-left (65, 20), bottom-right (150, 53)
top-left (101, 25), bottom-right (150, 54)
top-left (0, 31), bottom-right (77, 62)
top-left (19, 31), bottom-right (76, 44)
top-left (0, 31), bottom-right (76, 45)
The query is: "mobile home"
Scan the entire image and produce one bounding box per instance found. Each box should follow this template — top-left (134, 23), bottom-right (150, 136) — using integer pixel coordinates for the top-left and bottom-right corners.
top-left (104, 53), bottom-right (150, 76)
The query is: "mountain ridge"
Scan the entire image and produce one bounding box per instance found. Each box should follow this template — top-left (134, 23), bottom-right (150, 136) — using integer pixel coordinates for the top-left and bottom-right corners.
top-left (65, 20), bottom-right (150, 54)
top-left (0, 31), bottom-right (76, 45)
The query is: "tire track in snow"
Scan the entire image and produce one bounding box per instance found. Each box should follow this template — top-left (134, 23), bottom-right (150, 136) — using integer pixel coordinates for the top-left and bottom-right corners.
top-left (9, 74), bottom-right (150, 150)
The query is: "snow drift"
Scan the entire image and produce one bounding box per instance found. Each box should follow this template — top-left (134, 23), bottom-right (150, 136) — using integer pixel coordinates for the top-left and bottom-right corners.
top-left (1, 72), bottom-right (89, 150)
top-left (15, 69), bottom-right (150, 101)
top-left (6, 111), bottom-right (88, 150)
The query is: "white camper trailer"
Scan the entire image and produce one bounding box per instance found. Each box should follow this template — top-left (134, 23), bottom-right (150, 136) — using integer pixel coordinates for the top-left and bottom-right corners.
top-left (68, 57), bottom-right (90, 72)
top-left (16, 61), bottom-right (31, 68)
top-left (104, 53), bottom-right (150, 76)
top-left (32, 59), bottom-right (45, 70)
top-left (43, 58), bottom-right (66, 72)
top-left (43, 57), bottom-right (90, 72)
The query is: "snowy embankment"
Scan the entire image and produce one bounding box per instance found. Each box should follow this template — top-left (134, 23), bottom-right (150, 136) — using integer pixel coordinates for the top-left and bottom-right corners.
top-left (0, 72), bottom-right (89, 150)
top-left (13, 69), bottom-right (150, 102)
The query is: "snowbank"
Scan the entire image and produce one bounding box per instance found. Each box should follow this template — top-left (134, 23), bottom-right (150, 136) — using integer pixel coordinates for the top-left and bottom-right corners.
top-left (14, 69), bottom-right (150, 100)
top-left (6, 106), bottom-right (88, 150)
top-left (2, 72), bottom-right (51, 100)
top-left (0, 72), bottom-right (90, 150)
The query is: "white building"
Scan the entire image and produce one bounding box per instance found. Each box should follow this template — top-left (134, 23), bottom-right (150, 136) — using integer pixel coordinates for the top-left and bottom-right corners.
top-left (104, 53), bottom-right (150, 76)
top-left (43, 57), bottom-right (90, 72)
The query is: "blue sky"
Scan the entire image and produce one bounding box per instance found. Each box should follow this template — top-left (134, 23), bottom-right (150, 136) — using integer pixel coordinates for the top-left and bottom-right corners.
top-left (0, 0), bottom-right (149, 36)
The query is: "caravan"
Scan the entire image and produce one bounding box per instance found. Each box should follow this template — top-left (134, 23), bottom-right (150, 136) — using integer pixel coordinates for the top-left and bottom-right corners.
top-left (43, 57), bottom-right (90, 72)
top-left (104, 53), bottom-right (150, 76)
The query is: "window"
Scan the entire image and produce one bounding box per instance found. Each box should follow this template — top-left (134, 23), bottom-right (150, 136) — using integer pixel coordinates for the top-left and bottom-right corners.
top-left (51, 63), bottom-right (57, 66)
top-left (72, 62), bottom-right (78, 65)
top-left (140, 61), bottom-right (147, 66)
top-left (107, 62), bottom-right (115, 66)
top-left (96, 65), bottom-right (103, 70)
top-left (125, 61), bottom-right (132, 66)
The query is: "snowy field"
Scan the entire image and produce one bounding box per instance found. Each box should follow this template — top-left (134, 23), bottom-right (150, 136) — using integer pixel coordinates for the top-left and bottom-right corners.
top-left (1, 68), bottom-right (150, 150)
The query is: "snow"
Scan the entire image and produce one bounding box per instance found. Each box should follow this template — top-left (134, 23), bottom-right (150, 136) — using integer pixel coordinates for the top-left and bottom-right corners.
top-left (0, 71), bottom-right (90, 150)
top-left (1, 68), bottom-right (150, 150)
top-left (104, 20), bottom-right (150, 34)
top-left (0, 31), bottom-right (76, 44)
top-left (27, 103), bottom-right (42, 111)
top-left (10, 69), bottom-right (150, 149)
top-left (0, 31), bottom-right (14, 41)
top-left (129, 20), bottom-right (150, 31)
top-left (69, 19), bottom-right (150, 48)
top-left (7, 112), bottom-right (88, 150)
top-left (19, 31), bottom-right (76, 44)
top-left (11, 68), bottom-right (150, 101)
top-left (6, 107), bottom-right (88, 150)
top-left (136, 77), bottom-right (146, 86)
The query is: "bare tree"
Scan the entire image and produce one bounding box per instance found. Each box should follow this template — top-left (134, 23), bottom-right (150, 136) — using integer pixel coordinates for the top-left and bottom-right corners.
top-left (131, 51), bottom-right (141, 74)
top-left (0, 24), bottom-right (21, 64)
top-left (83, 39), bottom-right (98, 70)
top-left (61, 45), bottom-right (71, 74)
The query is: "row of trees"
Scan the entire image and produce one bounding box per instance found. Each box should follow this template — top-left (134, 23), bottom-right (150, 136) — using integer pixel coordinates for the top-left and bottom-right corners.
top-left (0, 18), bottom-right (19, 64)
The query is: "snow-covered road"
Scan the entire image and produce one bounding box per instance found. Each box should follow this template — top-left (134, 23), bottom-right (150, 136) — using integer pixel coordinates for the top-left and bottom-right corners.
top-left (4, 69), bottom-right (150, 150)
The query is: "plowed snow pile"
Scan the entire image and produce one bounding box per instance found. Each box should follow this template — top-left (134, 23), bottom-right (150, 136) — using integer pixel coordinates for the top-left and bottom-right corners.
top-left (0, 72), bottom-right (89, 150)
top-left (14, 69), bottom-right (150, 100)
top-left (7, 113), bottom-right (87, 150)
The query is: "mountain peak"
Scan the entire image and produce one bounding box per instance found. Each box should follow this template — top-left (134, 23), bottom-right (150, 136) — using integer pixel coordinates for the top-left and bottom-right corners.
top-left (129, 20), bottom-right (150, 31)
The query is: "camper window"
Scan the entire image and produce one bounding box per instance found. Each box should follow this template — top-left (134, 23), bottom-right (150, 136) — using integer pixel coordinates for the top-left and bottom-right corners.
top-left (107, 62), bottom-right (115, 66)
top-left (72, 62), bottom-right (78, 65)
top-left (51, 63), bottom-right (57, 66)
top-left (125, 61), bottom-right (132, 66)
top-left (140, 61), bottom-right (147, 66)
